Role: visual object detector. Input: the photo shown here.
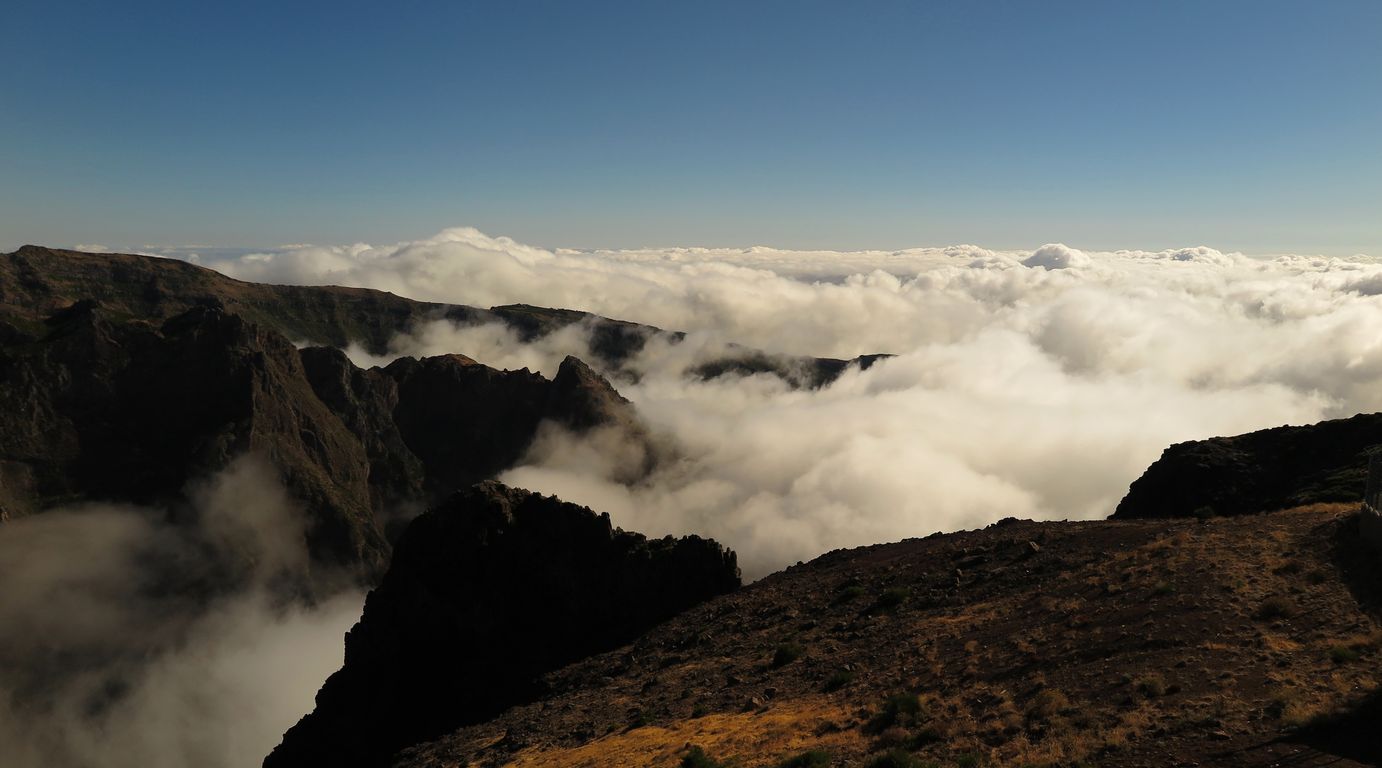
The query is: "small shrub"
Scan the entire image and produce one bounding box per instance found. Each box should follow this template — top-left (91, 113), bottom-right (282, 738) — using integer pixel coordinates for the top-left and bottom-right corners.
top-left (682, 746), bottom-right (732, 768)
top-left (1256, 596), bottom-right (1294, 621)
top-left (876, 726), bottom-right (910, 747)
top-left (691, 703), bottom-right (709, 718)
top-left (834, 585), bottom-right (867, 604)
top-left (872, 587), bottom-right (910, 612)
top-left (822, 670), bottom-right (855, 692)
top-left (772, 641), bottom-right (805, 668)
top-left (777, 750), bottom-right (832, 768)
top-left (1329, 645), bottom-right (1360, 664)
top-left (864, 749), bottom-right (927, 768)
top-left (865, 693), bottom-right (923, 733)
top-left (1134, 674), bottom-right (1167, 697)
top-left (908, 725), bottom-right (945, 746)
top-left (1192, 505), bottom-right (1217, 520)
top-left (1273, 560), bottom-right (1302, 575)
top-left (1152, 581), bottom-right (1176, 596)
top-left (1025, 688), bottom-right (1070, 720)
top-left (955, 754), bottom-right (983, 768)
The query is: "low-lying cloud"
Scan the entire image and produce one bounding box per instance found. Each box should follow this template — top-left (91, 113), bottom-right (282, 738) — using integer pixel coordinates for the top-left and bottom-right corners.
top-left (0, 457), bottom-right (361, 768)
top-left (188, 229), bottom-right (1382, 576)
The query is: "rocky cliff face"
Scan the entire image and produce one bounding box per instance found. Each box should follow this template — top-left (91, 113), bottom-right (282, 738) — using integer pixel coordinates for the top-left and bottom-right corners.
top-left (0, 300), bottom-right (389, 573)
top-left (264, 482), bottom-right (740, 768)
top-left (1114, 413), bottom-right (1382, 519)
top-left (0, 299), bottom-right (649, 580)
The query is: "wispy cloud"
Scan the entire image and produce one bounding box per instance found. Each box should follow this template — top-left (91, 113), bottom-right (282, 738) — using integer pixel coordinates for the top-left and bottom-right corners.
top-left (0, 457), bottom-right (360, 768)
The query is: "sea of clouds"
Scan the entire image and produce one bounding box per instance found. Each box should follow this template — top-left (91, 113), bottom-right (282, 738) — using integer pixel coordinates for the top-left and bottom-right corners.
top-left (0, 458), bottom-right (362, 768)
top-left (195, 227), bottom-right (1382, 577)
top-left (9, 228), bottom-right (1382, 768)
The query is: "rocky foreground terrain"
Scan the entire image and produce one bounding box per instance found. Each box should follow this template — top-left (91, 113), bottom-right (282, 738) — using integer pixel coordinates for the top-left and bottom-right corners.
top-left (386, 504), bottom-right (1380, 768)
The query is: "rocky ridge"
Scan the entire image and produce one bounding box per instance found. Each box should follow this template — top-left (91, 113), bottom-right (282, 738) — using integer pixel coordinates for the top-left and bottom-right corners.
top-left (0, 299), bottom-right (644, 580)
top-left (264, 481), bottom-right (741, 768)
top-left (1, 245), bottom-right (884, 387)
top-left (1114, 413), bottom-right (1382, 520)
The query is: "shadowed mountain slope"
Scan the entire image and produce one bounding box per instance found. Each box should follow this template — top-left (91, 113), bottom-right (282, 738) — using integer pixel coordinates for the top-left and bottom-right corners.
top-left (1114, 413), bottom-right (1382, 520)
top-left (0, 300), bottom-right (645, 580)
top-left (264, 482), bottom-right (741, 768)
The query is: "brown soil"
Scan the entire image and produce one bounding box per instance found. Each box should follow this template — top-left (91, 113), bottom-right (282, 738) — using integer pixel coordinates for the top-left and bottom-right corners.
top-left (396, 504), bottom-right (1381, 768)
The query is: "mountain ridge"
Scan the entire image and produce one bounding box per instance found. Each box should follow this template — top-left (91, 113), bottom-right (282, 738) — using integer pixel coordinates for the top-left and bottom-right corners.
top-left (1, 245), bottom-right (886, 386)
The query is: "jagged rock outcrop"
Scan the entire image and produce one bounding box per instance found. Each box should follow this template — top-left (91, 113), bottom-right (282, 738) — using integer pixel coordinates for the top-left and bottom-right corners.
top-left (381, 354), bottom-right (552, 494)
top-left (0, 300), bottom-right (389, 572)
top-left (264, 482), bottom-right (740, 768)
top-left (0, 300), bottom-right (653, 579)
top-left (1114, 413), bottom-right (1382, 519)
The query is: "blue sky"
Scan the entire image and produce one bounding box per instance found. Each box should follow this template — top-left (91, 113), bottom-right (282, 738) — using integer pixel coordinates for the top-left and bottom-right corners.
top-left (2, 0), bottom-right (1379, 255)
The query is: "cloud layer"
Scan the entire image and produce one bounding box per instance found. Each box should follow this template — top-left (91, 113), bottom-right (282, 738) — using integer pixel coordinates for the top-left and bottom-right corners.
top-left (0, 458), bottom-right (360, 768)
top-left (192, 229), bottom-right (1382, 576)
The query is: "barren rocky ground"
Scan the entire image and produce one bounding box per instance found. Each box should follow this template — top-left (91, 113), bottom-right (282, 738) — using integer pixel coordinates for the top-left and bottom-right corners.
top-left (398, 505), bottom-right (1380, 768)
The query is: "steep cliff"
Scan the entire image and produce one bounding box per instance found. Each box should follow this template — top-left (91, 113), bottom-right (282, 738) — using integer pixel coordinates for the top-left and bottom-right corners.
top-left (0, 300), bottom-right (650, 580)
top-left (265, 482), bottom-right (740, 768)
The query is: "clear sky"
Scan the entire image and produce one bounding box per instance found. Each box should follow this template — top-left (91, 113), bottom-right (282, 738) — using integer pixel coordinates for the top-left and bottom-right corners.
top-left (2, 0), bottom-right (1379, 255)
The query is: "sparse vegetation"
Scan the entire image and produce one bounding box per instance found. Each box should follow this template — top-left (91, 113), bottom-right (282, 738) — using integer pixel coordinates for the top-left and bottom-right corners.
top-left (682, 745), bottom-right (733, 768)
top-left (823, 670), bottom-right (855, 692)
top-left (415, 504), bottom-right (1380, 768)
top-left (776, 749), bottom-right (832, 768)
top-left (865, 693), bottom-right (924, 734)
top-left (772, 641), bottom-right (806, 668)
top-left (1255, 595), bottom-right (1294, 620)
top-left (834, 584), bottom-right (867, 604)
top-left (1328, 645), bottom-right (1360, 664)
top-left (872, 587), bottom-right (909, 612)
top-left (864, 749), bottom-right (929, 768)
top-left (1025, 688), bottom-right (1070, 720)
top-left (1133, 674), bottom-right (1167, 697)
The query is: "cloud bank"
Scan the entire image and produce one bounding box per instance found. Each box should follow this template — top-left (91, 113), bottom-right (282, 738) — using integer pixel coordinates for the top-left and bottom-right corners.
top-left (189, 229), bottom-right (1382, 576)
top-left (0, 457), bottom-right (361, 768)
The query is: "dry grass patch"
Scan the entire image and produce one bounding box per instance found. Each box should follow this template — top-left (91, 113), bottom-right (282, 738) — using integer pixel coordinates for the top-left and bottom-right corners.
top-left (506, 698), bottom-right (859, 768)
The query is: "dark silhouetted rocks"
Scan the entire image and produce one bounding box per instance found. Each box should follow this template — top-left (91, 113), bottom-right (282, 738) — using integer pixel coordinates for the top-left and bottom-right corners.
top-left (264, 482), bottom-right (740, 768)
top-left (0, 299), bottom-right (651, 580)
top-left (2, 246), bottom-right (882, 386)
top-left (1114, 413), bottom-right (1382, 519)
top-left (0, 300), bottom-right (389, 574)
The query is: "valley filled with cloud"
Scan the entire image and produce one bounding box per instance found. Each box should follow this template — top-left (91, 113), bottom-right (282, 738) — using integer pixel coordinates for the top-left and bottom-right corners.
top-left (193, 228), bottom-right (1382, 577)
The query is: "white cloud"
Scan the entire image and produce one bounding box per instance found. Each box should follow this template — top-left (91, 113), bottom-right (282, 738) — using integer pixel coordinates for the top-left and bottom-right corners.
top-left (1022, 243), bottom-right (1091, 270)
top-left (190, 228), bottom-right (1382, 577)
top-left (0, 457), bottom-right (361, 768)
